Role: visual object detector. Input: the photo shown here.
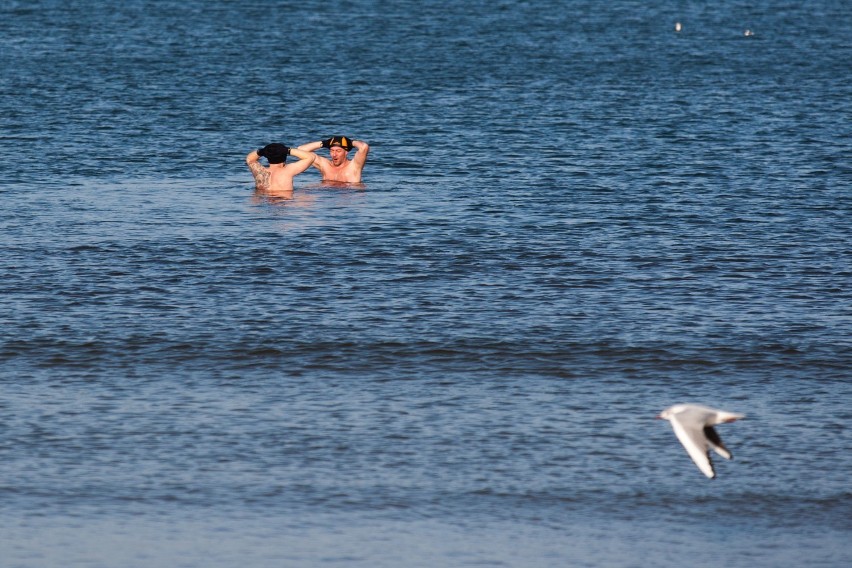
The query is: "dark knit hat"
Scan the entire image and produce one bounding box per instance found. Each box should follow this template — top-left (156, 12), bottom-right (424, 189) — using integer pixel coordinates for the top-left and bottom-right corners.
top-left (257, 143), bottom-right (290, 164)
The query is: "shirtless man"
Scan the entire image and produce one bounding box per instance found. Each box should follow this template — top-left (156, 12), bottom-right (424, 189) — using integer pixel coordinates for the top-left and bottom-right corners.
top-left (246, 143), bottom-right (316, 192)
top-left (297, 135), bottom-right (369, 183)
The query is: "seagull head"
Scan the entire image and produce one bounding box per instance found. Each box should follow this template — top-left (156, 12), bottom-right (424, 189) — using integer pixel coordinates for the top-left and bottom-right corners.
top-left (656, 404), bottom-right (686, 420)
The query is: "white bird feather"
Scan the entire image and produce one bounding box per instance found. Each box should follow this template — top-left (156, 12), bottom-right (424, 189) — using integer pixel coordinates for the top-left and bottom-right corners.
top-left (657, 404), bottom-right (745, 479)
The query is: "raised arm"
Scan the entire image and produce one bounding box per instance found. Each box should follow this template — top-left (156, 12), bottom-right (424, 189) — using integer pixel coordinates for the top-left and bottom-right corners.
top-left (245, 148), bottom-right (269, 189)
top-left (297, 140), bottom-right (329, 171)
top-left (284, 147), bottom-right (317, 175)
top-left (297, 140), bottom-right (324, 152)
top-left (351, 140), bottom-right (370, 168)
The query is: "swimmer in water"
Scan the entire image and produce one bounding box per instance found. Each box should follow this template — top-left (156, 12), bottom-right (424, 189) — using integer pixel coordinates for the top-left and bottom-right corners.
top-left (246, 143), bottom-right (316, 192)
top-left (297, 135), bottom-right (370, 183)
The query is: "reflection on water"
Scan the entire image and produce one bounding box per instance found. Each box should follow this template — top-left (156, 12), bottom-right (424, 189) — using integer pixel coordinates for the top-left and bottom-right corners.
top-left (252, 188), bottom-right (297, 204)
top-left (309, 181), bottom-right (368, 191)
top-left (251, 181), bottom-right (366, 205)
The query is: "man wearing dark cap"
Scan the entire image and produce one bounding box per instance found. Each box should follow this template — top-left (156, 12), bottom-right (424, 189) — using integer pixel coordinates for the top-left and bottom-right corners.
top-left (297, 136), bottom-right (370, 183)
top-left (246, 143), bottom-right (316, 192)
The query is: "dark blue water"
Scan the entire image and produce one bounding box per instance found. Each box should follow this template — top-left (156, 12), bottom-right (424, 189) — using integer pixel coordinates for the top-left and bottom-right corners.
top-left (2, 1), bottom-right (851, 566)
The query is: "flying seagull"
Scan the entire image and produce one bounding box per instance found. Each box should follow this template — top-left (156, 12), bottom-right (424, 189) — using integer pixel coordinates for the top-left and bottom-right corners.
top-left (657, 404), bottom-right (745, 479)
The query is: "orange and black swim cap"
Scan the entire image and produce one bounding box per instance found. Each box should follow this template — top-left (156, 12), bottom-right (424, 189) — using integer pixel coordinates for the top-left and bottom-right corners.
top-left (325, 136), bottom-right (353, 151)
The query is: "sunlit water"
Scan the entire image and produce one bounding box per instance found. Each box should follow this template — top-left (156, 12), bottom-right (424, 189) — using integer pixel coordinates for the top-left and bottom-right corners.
top-left (1, 1), bottom-right (850, 566)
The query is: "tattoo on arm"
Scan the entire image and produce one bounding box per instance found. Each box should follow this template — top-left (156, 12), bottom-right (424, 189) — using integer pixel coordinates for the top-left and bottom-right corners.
top-left (248, 161), bottom-right (270, 190)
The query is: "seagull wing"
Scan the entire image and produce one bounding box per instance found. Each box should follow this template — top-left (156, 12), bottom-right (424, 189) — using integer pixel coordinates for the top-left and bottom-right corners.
top-left (669, 414), bottom-right (716, 478)
top-left (703, 425), bottom-right (732, 460)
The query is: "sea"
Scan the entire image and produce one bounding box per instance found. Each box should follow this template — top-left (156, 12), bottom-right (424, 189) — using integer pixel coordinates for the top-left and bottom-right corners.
top-left (1, 0), bottom-right (850, 566)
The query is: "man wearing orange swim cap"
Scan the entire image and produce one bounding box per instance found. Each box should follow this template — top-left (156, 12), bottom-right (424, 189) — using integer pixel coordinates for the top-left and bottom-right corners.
top-left (297, 135), bottom-right (370, 183)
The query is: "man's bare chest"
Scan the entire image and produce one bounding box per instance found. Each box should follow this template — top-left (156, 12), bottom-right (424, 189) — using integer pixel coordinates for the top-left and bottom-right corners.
top-left (324, 162), bottom-right (358, 182)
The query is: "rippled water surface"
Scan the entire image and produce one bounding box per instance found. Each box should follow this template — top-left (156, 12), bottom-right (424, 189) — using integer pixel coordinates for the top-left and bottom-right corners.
top-left (1, 1), bottom-right (850, 566)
